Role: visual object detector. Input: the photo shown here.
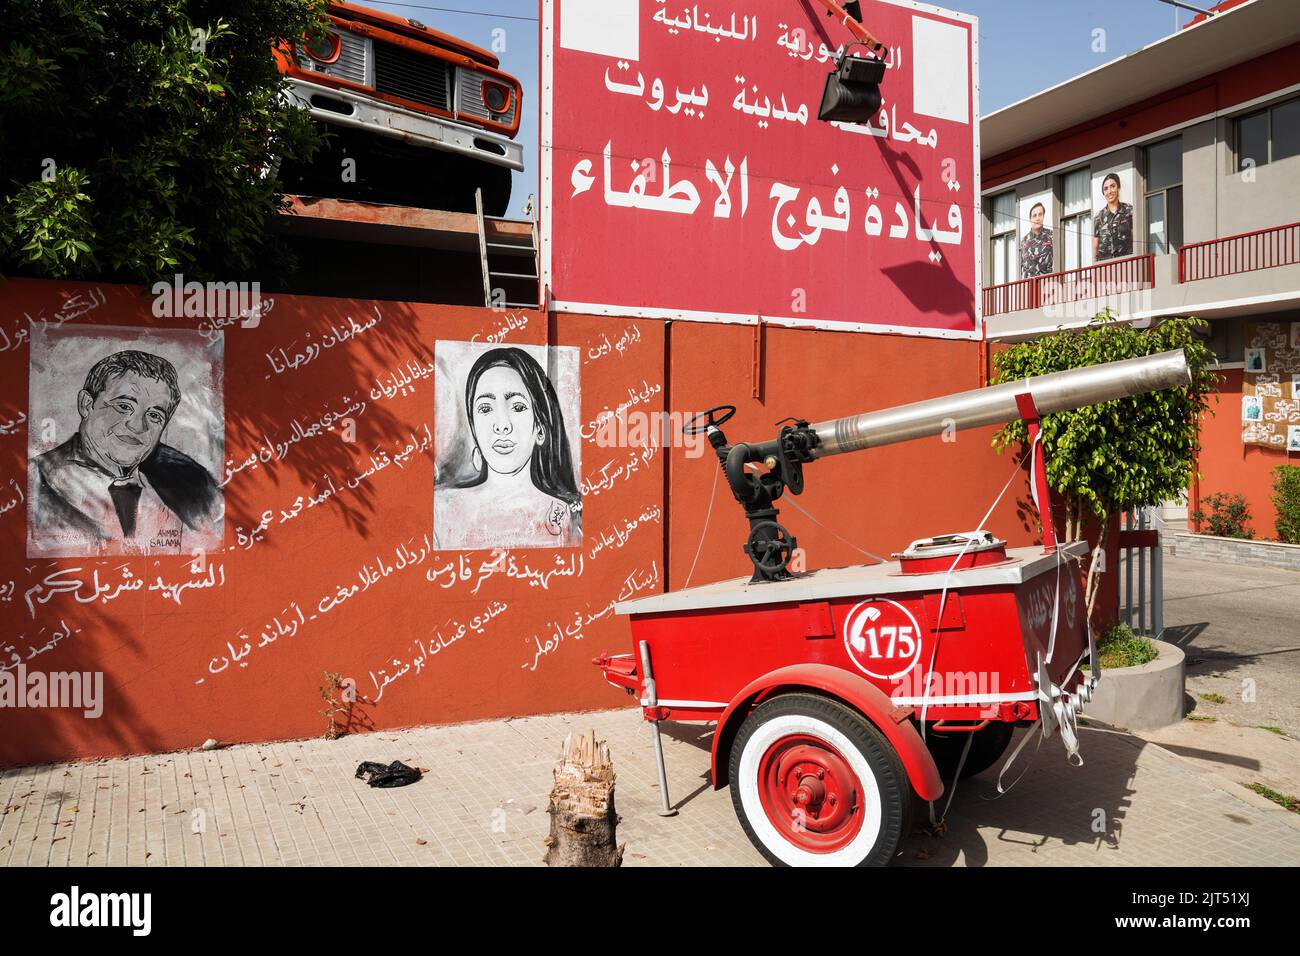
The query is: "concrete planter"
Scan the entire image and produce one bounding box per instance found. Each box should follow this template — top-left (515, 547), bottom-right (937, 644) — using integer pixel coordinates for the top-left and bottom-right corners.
top-left (1083, 640), bottom-right (1185, 730)
top-left (1169, 532), bottom-right (1300, 571)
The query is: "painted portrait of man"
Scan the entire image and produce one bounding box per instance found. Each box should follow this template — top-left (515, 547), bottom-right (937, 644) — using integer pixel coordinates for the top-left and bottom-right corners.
top-left (28, 326), bottom-right (224, 558)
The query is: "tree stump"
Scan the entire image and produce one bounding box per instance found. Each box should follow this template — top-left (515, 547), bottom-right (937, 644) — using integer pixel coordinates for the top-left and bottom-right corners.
top-left (542, 729), bottom-right (623, 867)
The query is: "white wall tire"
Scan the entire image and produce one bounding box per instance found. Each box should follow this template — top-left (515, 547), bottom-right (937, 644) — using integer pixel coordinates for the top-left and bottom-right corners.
top-left (729, 693), bottom-right (912, 867)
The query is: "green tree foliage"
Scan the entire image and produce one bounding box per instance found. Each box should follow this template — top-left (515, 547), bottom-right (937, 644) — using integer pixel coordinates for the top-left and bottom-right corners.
top-left (1273, 465), bottom-right (1300, 544)
top-left (0, 0), bottom-right (329, 283)
top-left (990, 312), bottom-right (1219, 614)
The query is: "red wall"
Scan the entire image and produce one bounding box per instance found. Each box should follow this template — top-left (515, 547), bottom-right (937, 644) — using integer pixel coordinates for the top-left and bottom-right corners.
top-left (1, 279), bottom-right (1040, 767)
top-left (1196, 368), bottom-right (1294, 537)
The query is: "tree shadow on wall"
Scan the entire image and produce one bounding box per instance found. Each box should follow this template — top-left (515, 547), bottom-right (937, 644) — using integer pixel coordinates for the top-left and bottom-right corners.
top-left (0, 281), bottom-right (434, 770)
top-left (219, 294), bottom-right (429, 543)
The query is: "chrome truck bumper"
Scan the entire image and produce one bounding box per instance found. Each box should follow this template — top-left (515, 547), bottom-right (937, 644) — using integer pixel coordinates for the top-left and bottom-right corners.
top-left (283, 77), bottom-right (525, 172)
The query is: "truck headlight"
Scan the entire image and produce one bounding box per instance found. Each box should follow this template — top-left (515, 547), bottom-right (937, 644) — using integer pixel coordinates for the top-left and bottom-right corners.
top-left (481, 81), bottom-right (512, 114)
top-left (302, 29), bottom-right (341, 65)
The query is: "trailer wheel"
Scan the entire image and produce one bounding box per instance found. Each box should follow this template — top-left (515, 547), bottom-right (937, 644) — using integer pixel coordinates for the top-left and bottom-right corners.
top-left (729, 693), bottom-right (912, 867)
top-left (925, 722), bottom-right (1016, 781)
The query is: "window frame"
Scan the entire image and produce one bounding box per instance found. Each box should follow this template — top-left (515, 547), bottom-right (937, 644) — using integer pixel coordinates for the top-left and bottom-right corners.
top-left (1059, 166), bottom-right (1092, 272)
top-left (989, 190), bottom-right (1017, 286)
top-left (1234, 94), bottom-right (1300, 169)
top-left (1143, 136), bottom-right (1183, 255)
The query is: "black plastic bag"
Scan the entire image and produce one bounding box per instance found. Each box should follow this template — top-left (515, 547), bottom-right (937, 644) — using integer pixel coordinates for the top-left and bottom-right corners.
top-left (355, 760), bottom-right (423, 788)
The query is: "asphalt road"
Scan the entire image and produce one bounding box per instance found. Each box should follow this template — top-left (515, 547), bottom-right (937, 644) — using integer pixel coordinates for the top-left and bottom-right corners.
top-left (1158, 554), bottom-right (1300, 738)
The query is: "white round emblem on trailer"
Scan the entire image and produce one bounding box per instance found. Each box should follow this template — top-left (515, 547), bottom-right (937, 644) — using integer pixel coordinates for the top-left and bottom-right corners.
top-left (842, 597), bottom-right (925, 681)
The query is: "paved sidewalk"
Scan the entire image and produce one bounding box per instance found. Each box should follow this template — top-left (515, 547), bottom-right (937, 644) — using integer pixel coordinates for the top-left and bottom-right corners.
top-left (3, 707), bottom-right (1298, 867)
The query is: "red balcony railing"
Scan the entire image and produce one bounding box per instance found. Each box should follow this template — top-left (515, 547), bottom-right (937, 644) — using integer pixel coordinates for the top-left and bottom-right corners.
top-left (1178, 220), bottom-right (1300, 283)
top-left (982, 254), bottom-right (1156, 318)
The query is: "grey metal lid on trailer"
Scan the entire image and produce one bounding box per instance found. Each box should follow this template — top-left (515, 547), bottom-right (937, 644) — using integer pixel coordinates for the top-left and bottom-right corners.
top-left (615, 540), bottom-right (1088, 616)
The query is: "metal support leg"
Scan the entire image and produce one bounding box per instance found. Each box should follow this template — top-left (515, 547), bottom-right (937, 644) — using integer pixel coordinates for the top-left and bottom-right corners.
top-left (639, 640), bottom-right (678, 817)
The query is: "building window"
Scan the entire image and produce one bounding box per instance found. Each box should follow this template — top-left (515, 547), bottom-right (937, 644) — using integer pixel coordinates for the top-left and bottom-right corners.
top-left (1144, 137), bottom-right (1182, 255)
top-left (1236, 97), bottom-right (1300, 169)
top-left (1200, 318), bottom-right (1246, 368)
top-left (989, 191), bottom-right (1016, 285)
top-left (1061, 168), bottom-right (1092, 271)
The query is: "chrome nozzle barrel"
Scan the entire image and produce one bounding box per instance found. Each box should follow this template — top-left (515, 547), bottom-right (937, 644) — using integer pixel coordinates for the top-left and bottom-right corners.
top-left (749, 349), bottom-right (1192, 460)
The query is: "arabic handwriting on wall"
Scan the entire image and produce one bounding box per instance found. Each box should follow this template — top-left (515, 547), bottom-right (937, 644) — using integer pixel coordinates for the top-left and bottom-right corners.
top-left (23, 561), bottom-right (228, 619)
top-left (424, 549), bottom-right (585, 596)
top-left (0, 475), bottom-right (25, 517)
top-left (580, 380), bottom-right (663, 441)
top-left (229, 424), bottom-right (433, 551)
top-left (523, 560), bottom-right (660, 673)
top-left (580, 445), bottom-right (658, 499)
top-left (0, 411), bottom-right (28, 438)
top-left (368, 598), bottom-right (510, 702)
top-left (264, 306), bottom-right (384, 378)
top-left (200, 533), bottom-right (437, 681)
top-left (470, 311), bottom-right (531, 345)
top-left (196, 297), bottom-right (276, 344)
top-left (585, 325), bottom-right (643, 364)
top-left (2, 619), bottom-right (82, 673)
top-left (2, 289), bottom-right (108, 355)
top-left (585, 504), bottom-right (664, 563)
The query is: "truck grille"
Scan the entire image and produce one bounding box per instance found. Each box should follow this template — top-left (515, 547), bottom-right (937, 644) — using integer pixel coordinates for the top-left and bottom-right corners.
top-left (374, 41), bottom-right (452, 112)
top-left (457, 68), bottom-right (518, 128)
top-left (297, 28), bottom-right (369, 86)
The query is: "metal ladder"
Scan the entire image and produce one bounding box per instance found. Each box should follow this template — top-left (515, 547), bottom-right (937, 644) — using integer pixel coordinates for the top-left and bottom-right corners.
top-left (475, 188), bottom-right (540, 309)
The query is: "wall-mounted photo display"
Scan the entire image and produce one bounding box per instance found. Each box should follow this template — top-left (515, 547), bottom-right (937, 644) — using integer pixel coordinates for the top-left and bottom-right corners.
top-left (27, 323), bottom-right (225, 558)
top-left (1242, 322), bottom-right (1300, 448)
top-left (1289, 425), bottom-right (1300, 453)
top-left (1291, 322), bottom-right (1300, 350)
top-left (433, 340), bottom-right (582, 550)
top-left (1018, 190), bottom-right (1055, 278)
top-left (1091, 163), bottom-right (1136, 262)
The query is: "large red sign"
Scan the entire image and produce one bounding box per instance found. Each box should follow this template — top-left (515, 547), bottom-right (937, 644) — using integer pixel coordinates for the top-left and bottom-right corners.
top-left (541, 0), bottom-right (981, 337)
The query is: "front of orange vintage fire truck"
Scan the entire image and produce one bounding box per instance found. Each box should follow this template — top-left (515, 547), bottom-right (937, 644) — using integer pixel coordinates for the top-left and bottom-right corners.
top-left (274, 1), bottom-right (523, 214)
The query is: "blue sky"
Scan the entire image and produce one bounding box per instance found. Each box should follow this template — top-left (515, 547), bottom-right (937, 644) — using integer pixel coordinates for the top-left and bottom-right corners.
top-left (365, 0), bottom-right (1204, 217)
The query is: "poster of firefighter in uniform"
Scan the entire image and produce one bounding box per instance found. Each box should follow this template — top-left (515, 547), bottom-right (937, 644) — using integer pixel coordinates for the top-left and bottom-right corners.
top-left (1018, 190), bottom-right (1055, 278)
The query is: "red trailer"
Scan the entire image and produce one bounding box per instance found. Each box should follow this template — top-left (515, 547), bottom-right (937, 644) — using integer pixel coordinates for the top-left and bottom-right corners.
top-left (595, 350), bottom-right (1191, 866)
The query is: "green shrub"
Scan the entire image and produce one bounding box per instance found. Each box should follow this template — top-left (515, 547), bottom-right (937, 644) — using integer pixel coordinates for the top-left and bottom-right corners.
top-left (1094, 623), bottom-right (1158, 669)
top-left (1192, 492), bottom-right (1254, 539)
top-left (1273, 465), bottom-right (1300, 544)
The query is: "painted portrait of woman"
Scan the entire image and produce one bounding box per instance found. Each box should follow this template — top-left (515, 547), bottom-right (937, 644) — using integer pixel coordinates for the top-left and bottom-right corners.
top-left (434, 343), bottom-right (582, 550)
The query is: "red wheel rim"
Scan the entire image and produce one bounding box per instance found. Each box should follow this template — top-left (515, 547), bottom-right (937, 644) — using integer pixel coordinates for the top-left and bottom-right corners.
top-left (756, 734), bottom-right (864, 853)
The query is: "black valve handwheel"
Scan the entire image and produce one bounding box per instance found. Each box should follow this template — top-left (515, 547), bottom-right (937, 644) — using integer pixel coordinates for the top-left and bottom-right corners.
top-left (684, 404), bottom-right (737, 436)
top-left (745, 521), bottom-right (796, 575)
